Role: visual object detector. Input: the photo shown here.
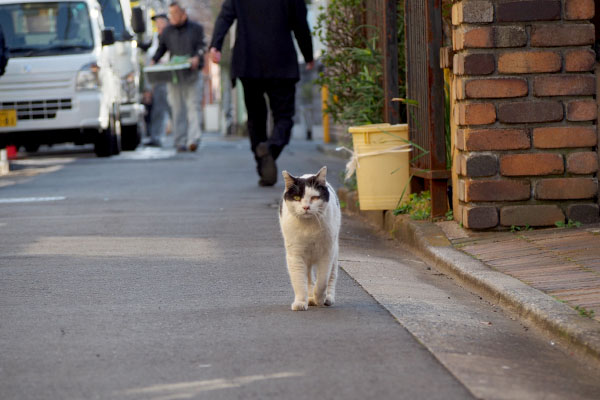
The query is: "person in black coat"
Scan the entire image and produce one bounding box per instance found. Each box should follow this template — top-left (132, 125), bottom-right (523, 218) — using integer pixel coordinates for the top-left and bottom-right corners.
top-left (209, 0), bottom-right (314, 186)
top-left (0, 27), bottom-right (9, 77)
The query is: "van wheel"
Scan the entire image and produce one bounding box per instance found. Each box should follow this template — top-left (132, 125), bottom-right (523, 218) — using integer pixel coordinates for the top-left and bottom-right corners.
top-left (121, 124), bottom-right (140, 151)
top-left (94, 128), bottom-right (112, 157)
top-left (24, 144), bottom-right (40, 153)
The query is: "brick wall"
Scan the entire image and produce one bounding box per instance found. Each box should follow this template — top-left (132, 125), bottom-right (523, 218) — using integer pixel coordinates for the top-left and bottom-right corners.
top-left (451, 0), bottom-right (599, 229)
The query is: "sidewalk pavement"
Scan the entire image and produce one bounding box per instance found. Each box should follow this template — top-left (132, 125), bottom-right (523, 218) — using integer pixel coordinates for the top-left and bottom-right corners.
top-left (336, 186), bottom-right (600, 362)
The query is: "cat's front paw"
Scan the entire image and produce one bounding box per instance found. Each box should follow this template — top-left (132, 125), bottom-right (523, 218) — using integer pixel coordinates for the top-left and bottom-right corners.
top-left (313, 294), bottom-right (326, 307)
top-left (308, 297), bottom-right (318, 306)
top-left (291, 301), bottom-right (308, 311)
top-left (324, 295), bottom-right (335, 307)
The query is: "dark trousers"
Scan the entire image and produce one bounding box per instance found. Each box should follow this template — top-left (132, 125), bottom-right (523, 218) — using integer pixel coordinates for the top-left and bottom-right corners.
top-left (240, 78), bottom-right (296, 162)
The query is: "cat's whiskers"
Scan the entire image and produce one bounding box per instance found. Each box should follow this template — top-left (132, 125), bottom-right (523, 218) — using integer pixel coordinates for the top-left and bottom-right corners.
top-left (314, 211), bottom-right (324, 229)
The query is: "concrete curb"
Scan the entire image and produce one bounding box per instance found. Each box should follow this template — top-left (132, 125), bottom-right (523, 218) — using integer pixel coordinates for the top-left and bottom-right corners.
top-left (338, 187), bottom-right (600, 362)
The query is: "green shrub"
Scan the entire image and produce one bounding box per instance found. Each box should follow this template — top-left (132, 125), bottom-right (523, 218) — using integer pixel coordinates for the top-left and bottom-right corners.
top-left (314, 0), bottom-right (406, 126)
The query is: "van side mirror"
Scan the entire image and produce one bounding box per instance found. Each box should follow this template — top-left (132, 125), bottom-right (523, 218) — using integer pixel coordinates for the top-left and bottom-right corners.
top-left (131, 7), bottom-right (146, 34)
top-left (102, 28), bottom-right (115, 46)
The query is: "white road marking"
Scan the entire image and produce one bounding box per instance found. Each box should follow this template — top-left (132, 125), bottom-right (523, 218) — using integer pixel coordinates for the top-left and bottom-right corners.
top-left (0, 196), bottom-right (66, 204)
top-left (114, 148), bottom-right (176, 160)
top-left (121, 372), bottom-right (304, 397)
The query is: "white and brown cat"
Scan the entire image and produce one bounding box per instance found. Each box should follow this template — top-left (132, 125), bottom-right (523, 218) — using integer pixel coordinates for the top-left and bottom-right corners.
top-left (279, 166), bottom-right (341, 311)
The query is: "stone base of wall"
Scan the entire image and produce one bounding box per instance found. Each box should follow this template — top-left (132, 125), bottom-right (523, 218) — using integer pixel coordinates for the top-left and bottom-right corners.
top-left (338, 187), bottom-right (454, 246)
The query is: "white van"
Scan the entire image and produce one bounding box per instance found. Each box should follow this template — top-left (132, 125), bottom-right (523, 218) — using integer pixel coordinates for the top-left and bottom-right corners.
top-left (0, 0), bottom-right (122, 156)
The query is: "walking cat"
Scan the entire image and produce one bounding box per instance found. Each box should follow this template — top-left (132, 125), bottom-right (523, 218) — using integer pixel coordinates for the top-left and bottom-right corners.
top-left (279, 166), bottom-right (341, 311)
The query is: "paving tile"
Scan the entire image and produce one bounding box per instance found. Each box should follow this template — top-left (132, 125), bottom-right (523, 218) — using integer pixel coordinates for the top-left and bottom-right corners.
top-left (509, 265), bottom-right (585, 278)
top-left (586, 266), bottom-right (600, 274)
top-left (485, 255), bottom-right (559, 268)
top-left (460, 242), bottom-right (530, 255)
top-left (565, 253), bottom-right (600, 262)
top-left (450, 222), bottom-right (600, 324)
top-left (542, 241), bottom-right (600, 252)
top-left (559, 295), bottom-right (600, 305)
top-left (524, 272), bottom-right (598, 282)
top-left (549, 287), bottom-right (600, 296)
top-left (471, 248), bottom-right (546, 262)
top-left (525, 230), bottom-right (588, 241)
top-left (495, 262), bottom-right (570, 273)
top-left (576, 257), bottom-right (600, 264)
top-left (535, 280), bottom-right (600, 291)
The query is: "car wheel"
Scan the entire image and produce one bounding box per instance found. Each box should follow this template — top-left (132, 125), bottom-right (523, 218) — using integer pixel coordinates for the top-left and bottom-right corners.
top-left (94, 128), bottom-right (112, 157)
top-left (94, 105), bottom-right (120, 157)
top-left (24, 143), bottom-right (40, 153)
top-left (121, 123), bottom-right (140, 151)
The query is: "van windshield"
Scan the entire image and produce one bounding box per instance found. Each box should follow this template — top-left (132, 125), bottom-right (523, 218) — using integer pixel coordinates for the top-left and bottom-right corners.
top-left (0, 2), bottom-right (94, 57)
top-left (98, 0), bottom-right (128, 41)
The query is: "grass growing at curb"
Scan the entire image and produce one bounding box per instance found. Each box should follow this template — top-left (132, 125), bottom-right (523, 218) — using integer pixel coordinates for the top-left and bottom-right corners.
top-left (444, 209), bottom-right (453, 221)
top-left (553, 298), bottom-right (596, 319)
top-left (511, 224), bottom-right (533, 233)
top-left (393, 191), bottom-right (431, 220)
top-left (575, 305), bottom-right (595, 319)
top-left (555, 219), bottom-right (582, 229)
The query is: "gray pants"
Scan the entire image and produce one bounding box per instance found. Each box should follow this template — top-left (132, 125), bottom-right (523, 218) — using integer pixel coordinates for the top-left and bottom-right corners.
top-left (149, 82), bottom-right (169, 145)
top-left (168, 77), bottom-right (203, 148)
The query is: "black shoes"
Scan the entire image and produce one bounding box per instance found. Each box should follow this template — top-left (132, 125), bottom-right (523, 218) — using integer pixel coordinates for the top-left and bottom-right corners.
top-left (256, 142), bottom-right (277, 186)
top-left (176, 143), bottom-right (199, 153)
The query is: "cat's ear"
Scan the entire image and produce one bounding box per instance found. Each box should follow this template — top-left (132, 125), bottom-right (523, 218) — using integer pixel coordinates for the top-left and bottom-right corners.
top-left (282, 171), bottom-right (295, 190)
top-left (315, 166), bottom-right (327, 185)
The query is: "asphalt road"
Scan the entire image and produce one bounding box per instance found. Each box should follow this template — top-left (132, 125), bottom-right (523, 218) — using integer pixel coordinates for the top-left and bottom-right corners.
top-left (1, 135), bottom-right (599, 399)
top-left (0, 136), bottom-right (472, 400)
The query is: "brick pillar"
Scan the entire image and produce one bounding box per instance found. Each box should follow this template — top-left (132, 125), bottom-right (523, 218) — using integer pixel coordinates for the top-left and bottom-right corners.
top-left (451, 0), bottom-right (599, 229)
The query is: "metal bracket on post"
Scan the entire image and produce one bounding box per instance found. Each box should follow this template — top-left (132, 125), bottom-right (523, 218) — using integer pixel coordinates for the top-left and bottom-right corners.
top-left (382, 0), bottom-right (399, 124)
top-left (440, 46), bottom-right (454, 69)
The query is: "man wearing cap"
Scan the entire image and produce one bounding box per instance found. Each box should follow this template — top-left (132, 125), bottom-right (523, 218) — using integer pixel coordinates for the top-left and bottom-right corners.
top-left (151, 1), bottom-right (205, 152)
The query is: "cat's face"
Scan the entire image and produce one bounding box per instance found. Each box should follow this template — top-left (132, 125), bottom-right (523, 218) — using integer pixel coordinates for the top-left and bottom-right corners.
top-left (282, 167), bottom-right (330, 218)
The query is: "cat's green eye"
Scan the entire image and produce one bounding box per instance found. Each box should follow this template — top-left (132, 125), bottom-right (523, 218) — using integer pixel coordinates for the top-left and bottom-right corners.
top-left (311, 196), bottom-right (320, 202)
top-left (293, 195), bottom-right (301, 201)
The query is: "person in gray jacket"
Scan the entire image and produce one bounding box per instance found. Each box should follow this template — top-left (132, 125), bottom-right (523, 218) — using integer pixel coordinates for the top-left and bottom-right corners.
top-left (151, 1), bottom-right (205, 152)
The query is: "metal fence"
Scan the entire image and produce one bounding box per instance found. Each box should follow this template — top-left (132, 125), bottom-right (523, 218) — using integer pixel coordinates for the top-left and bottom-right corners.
top-left (404, 0), bottom-right (449, 217)
top-left (357, 0), bottom-right (449, 216)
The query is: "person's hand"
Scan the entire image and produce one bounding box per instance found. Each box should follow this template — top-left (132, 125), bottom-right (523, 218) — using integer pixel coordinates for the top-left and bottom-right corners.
top-left (189, 55), bottom-right (200, 70)
top-left (209, 47), bottom-right (221, 64)
top-left (306, 61), bottom-right (315, 71)
top-left (142, 90), bottom-right (152, 105)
